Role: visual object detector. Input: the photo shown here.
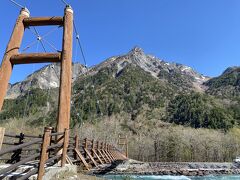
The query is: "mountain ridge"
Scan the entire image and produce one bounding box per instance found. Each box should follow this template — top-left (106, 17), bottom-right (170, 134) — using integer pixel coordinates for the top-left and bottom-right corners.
top-left (2, 46), bottom-right (239, 131)
top-left (6, 47), bottom-right (240, 101)
top-left (6, 46), bottom-right (211, 98)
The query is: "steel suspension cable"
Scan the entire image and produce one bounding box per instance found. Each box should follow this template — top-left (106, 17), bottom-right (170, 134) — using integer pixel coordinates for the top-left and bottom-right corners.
top-left (8, 0), bottom-right (25, 9)
top-left (71, 38), bottom-right (82, 127)
top-left (21, 39), bottom-right (39, 52)
top-left (42, 39), bottom-right (60, 52)
top-left (21, 41), bottom-right (39, 131)
top-left (60, 0), bottom-right (69, 6)
top-left (73, 20), bottom-right (103, 120)
top-left (73, 20), bottom-right (87, 67)
top-left (33, 27), bottom-right (47, 52)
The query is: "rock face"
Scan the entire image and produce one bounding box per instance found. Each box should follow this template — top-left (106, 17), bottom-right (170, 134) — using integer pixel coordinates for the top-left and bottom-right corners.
top-left (2, 46), bottom-right (240, 130)
top-left (6, 63), bottom-right (87, 99)
top-left (92, 47), bottom-right (209, 90)
top-left (6, 47), bottom-right (210, 99)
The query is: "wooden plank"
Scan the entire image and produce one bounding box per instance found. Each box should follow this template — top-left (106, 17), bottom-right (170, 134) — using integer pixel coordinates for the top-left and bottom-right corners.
top-left (106, 145), bottom-right (114, 161)
top-left (74, 148), bottom-right (89, 170)
top-left (108, 150), bottom-right (115, 161)
top-left (92, 149), bottom-right (103, 164)
top-left (110, 150), bottom-right (117, 160)
top-left (10, 53), bottom-right (61, 65)
top-left (105, 149), bottom-right (113, 161)
top-left (97, 149), bottom-right (107, 163)
top-left (101, 149), bottom-right (111, 163)
top-left (66, 155), bottom-right (73, 165)
top-left (0, 127), bottom-right (5, 150)
top-left (23, 17), bottom-right (63, 26)
top-left (84, 148), bottom-right (98, 167)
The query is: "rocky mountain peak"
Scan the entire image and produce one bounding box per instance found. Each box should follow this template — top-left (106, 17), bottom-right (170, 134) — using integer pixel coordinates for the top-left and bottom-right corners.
top-left (6, 63), bottom-right (87, 99)
top-left (222, 66), bottom-right (240, 75)
top-left (6, 47), bottom-right (210, 99)
top-left (128, 46), bottom-right (145, 56)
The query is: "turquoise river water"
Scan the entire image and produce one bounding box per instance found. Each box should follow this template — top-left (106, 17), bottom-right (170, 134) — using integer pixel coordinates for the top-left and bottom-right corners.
top-left (101, 175), bottom-right (240, 180)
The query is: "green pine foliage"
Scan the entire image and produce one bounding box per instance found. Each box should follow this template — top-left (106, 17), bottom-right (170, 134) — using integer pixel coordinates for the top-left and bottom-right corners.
top-left (72, 64), bottom-right (173, 124)
top-left (205, 67), bottom-right (240, 99)
top-left (167, 92), bottom-right (235, 130)
top-left (0, 88), bottom-right (57, 122)
top-left (0, 64), bottom-right (239, 131)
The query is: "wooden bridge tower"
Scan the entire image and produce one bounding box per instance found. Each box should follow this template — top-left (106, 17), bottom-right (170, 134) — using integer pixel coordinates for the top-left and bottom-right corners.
top-left (0, 6), bottom-right (73, 133)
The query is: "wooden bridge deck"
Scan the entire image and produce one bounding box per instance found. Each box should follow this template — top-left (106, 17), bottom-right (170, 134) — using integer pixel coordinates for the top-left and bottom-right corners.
top-left (0, 127), bottom-right (127, 180)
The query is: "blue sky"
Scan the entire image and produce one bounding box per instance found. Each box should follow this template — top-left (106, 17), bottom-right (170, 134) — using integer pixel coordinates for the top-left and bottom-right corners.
top-left (0, 0), bottom-right (240, 83)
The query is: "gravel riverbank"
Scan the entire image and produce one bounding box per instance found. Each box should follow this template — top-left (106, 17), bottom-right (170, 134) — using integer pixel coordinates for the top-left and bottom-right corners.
top-left (91, 159), bottom-right (240, 176)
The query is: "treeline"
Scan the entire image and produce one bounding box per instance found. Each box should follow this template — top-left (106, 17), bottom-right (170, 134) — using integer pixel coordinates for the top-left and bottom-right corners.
top-left (167, 92), bottom-right (239, 130)
top-left (72, 65), bottom-right (173, 123)
top-left (129, 127), bottom-right (240, 162)
top-left (1, 65), bottom-right (239, 132)
top-left (0, 88), bottom-right (58, 127)
top-left (78, 117), bottom-right (240, 162)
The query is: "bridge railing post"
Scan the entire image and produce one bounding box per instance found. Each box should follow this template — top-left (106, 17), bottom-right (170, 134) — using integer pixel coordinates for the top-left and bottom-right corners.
top-left (61, 128), bottom-right (69, 167)
top-left (91, 139), bottom-right (94, 157)
top-left (74, 134), bottom-right (79, 159)
top-left (38, 127), bottom-right (52, 180)
top-left (0, 127), bottom-right (5, 151)
top-left (125, 135), bottom-right (128, 158)
top-left (84, 138), bottom-right (88, 158)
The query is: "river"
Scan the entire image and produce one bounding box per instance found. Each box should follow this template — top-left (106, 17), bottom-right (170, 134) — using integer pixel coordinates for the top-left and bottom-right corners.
top-left (101, 175), bottom-right (240, 180)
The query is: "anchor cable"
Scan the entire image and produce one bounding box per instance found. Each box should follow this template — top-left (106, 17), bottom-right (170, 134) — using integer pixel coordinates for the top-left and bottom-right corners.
top-left (8, 0), bottom-right (25, 9)
top-left (60, 0), bottom-right (69, 6)
top-left (33, 27), bottom-right (47, 52)
top-left (73, 19), bottom-right (103, 122)
top-left (21, 41), bottom-right (39, 131)
top-left (73, 20), bottom-right (87, 67)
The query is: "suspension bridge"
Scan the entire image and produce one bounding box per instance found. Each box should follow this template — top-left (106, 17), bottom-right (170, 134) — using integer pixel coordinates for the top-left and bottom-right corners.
top-left (0, 1), bottom-right (128, 179)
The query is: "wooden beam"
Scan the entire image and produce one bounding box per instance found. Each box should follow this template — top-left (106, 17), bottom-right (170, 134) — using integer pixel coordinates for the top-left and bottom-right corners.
top-left (97, 149), bottom-right (107, 163)
top-left (57, 6), bottom-right (73, 133)
top-left (0, 127), bottom-right (5, 150)
top-left (84, 148), bottom-right (98, 167)
top-left (38, 127), bottom-right (52, 180)
top-left (74, 148), bottom-right (89, 170)
top-left (0, 8), bottom-right (29, 111)
top-left (66, 155), bottom-right (73, 165)
top-left (23, 17), bottom-right (63, 26)
top-left (10, 53), bottom-right (61, 65)
top-left (97, 141), bottom-right (107, 163)
top-left (92, 149), bottom-right (103, 164)
top-left (61, 128), bottom-right (69, 167)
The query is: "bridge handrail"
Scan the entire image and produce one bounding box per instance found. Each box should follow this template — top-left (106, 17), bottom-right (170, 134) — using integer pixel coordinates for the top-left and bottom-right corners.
top-left (0, 138), bottom-right (42, 156)
top-left (0, 128), bottom-right (127, 179)
top-left (0, 153), bottom-right (40, 175)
